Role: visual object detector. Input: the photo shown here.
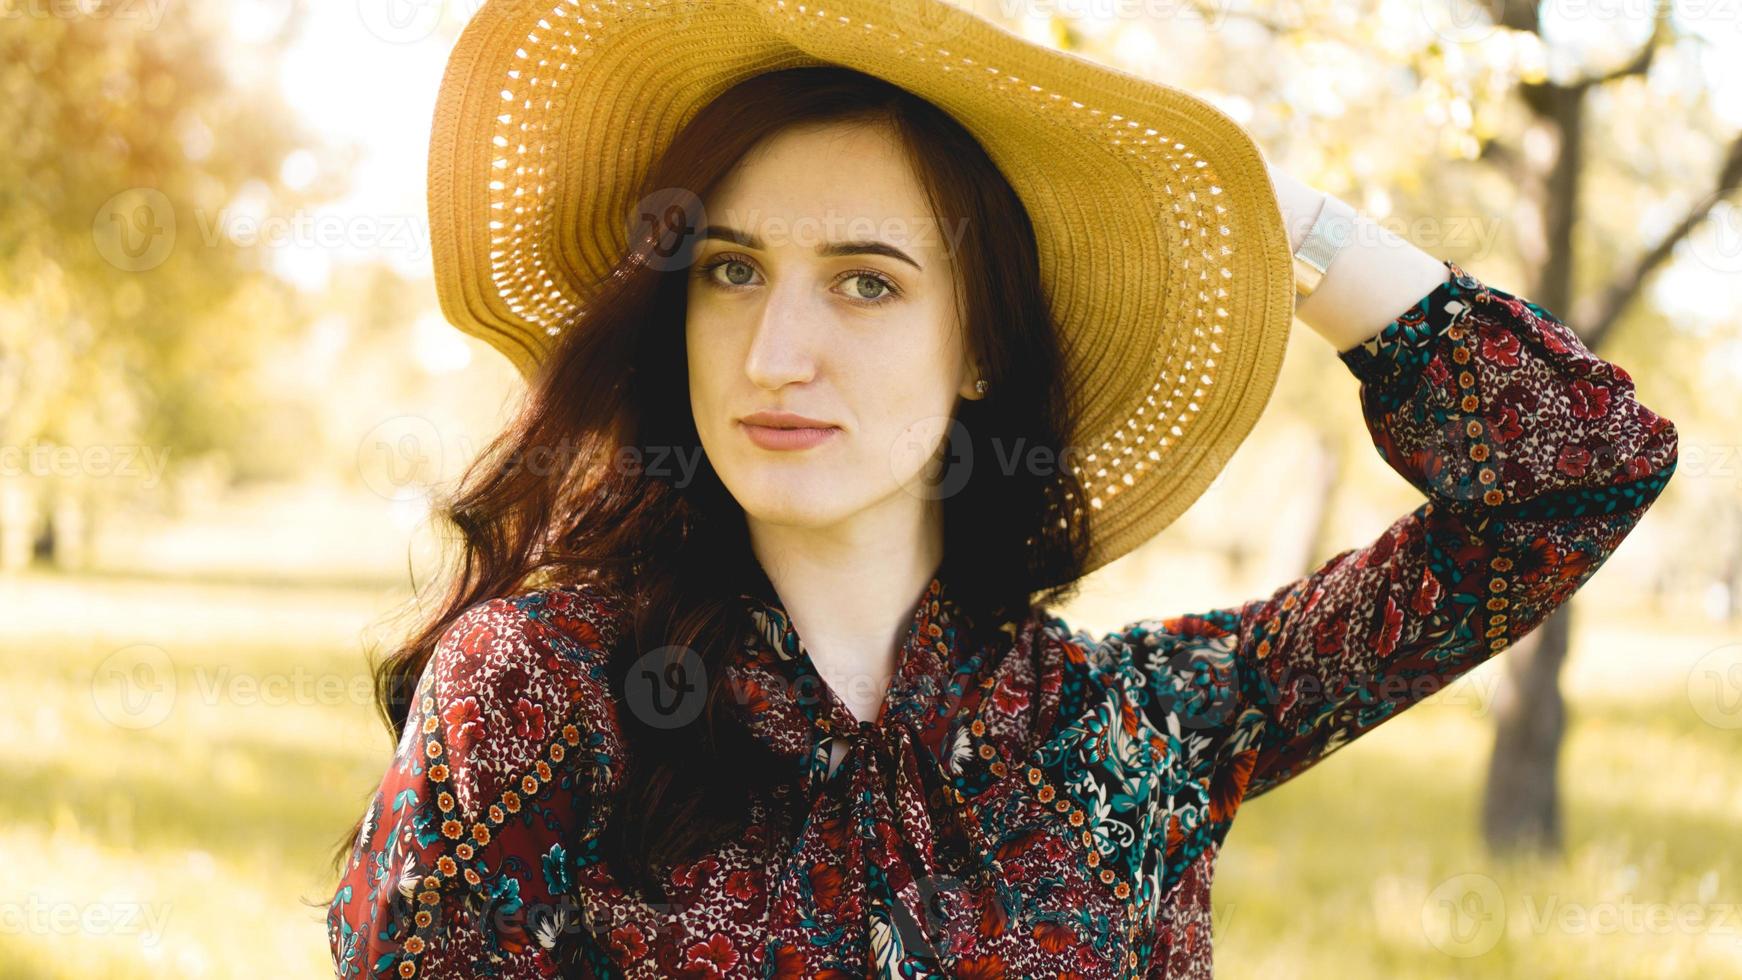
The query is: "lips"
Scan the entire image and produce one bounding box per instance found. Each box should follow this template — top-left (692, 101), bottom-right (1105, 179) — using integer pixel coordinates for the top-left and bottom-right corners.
top-left (738, 410), bottom-right (838, 430)
top-left (737, 411), bottom-right (840, 451)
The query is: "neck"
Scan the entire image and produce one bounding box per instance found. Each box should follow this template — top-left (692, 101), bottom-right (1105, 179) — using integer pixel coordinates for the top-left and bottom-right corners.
top-left (745, 494), bottom-right (944, 725)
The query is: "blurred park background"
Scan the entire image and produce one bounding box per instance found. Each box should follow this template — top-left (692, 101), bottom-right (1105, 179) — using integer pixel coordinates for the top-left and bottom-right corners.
top-left (2, 0), bottom-right (1739, 976)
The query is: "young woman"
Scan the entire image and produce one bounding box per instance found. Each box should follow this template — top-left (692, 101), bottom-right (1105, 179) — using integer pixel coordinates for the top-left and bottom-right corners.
top-left (324, 3), bottom-right (1680, 977)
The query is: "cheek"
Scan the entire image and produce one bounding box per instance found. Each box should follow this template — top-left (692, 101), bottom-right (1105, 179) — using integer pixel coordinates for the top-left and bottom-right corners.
top-left (852, 362), bottom-right (962, 480)
top-left (683, 322), bottom-right (725, 415)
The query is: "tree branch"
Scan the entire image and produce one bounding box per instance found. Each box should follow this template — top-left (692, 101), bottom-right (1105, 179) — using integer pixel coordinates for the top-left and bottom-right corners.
top-left (1576, 131), bottom-right (1742, 350)
top-left (1569, 0), bottom-right (1672, 91)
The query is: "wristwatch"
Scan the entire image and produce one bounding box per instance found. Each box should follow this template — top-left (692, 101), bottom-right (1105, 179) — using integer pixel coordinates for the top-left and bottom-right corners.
top-left (1292, 193), bottom-right (1356, 299)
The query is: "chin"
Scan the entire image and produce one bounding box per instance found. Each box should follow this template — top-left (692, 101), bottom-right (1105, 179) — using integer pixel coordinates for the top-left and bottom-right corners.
top-left (727, 472), bottom-right (865, 528)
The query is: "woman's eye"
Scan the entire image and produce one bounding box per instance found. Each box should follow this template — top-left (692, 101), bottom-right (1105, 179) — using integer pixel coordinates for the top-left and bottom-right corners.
top-left (843, 273), bottom-right (895, 303)
top-left (712, 259), bottom-right (756, 286)
top-left (695, 256), bottom-right (900, 306)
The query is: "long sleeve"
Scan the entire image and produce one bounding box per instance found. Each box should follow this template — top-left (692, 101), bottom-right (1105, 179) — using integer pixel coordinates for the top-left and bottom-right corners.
top-left (1109, 258), bottom-right (1678, 812)
top-left (325, 586), bottom-right (628, 979)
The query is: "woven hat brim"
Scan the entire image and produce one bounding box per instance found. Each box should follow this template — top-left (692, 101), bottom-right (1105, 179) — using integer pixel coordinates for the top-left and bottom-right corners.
top-left (428, 0), bottom-right (1294, 575)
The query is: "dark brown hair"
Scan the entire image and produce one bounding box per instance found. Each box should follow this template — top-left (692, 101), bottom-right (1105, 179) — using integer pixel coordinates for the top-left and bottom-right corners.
top-left (327, 64), bottom-right (1091, 901)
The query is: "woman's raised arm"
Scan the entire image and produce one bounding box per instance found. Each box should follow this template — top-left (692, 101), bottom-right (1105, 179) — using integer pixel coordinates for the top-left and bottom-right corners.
top-left (1105, 257), bottom-right (1679, 811)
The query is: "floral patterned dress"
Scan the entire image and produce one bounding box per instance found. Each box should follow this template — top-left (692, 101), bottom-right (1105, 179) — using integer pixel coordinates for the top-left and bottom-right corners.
top-left (326, 260), bottom-right (1679, 978)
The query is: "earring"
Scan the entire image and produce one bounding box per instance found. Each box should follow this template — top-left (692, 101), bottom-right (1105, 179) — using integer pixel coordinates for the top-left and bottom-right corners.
top-left (974, 378), bottom-right (988, 395)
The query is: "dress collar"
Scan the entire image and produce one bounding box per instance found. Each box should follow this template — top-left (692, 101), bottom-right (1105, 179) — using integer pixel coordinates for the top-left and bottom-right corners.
top-left (725, 562), bottom-right (987, 775)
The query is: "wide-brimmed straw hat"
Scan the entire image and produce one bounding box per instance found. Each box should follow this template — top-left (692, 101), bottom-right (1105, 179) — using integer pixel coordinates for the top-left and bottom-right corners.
top-left (428, 0), bottom-right (1295, 575)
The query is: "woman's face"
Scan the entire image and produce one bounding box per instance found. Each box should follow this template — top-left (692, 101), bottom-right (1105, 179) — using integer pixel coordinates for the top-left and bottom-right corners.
top-left (685, 120), bottom-right (981, 531)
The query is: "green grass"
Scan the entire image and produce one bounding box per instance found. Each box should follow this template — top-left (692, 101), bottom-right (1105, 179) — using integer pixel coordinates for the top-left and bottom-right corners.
top-left (2, 571), bottom-right (1737, 978)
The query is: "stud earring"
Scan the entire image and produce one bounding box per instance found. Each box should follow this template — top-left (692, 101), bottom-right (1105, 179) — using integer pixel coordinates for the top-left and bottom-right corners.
top-left (974, 378), bottom-right (988, 395)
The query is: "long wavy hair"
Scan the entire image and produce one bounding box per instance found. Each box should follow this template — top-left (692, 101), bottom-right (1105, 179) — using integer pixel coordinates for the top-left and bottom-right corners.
top-left (327, 64), bottom-right (1092, 900)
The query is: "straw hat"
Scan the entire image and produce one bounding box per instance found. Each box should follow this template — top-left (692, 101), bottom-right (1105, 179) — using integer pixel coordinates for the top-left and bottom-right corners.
top-left (427, 0), bottom-right (1295, 575)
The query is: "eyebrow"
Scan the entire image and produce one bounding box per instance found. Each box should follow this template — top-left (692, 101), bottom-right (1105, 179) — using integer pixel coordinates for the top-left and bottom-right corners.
top-left (701, 225), bottom-right (923, 272)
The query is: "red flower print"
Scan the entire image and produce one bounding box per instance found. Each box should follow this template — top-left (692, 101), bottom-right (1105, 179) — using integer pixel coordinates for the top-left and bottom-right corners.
top-left (442, 696), bottom-right (484, 752)
top-left (974, 883), bottom-right (1012, 939)
top-left (991, 676), bottom-right (1030, 714)
top-left (1375, 595), bottom-right (1405, 659)
top-left (1425, 355), bottom-right (1452, 389)
top-left (550, 610), bottom-right (604, 649)
top-left (1555, 444), bottom-right (1591, 478)
top-left (1538, 320), bottom-right (1573, 354)
top-left (1032, 919), bottom-right (1078, 953)
top-left (1411, 568), bottom-right (1444, 616)
top-left (681, 933), bottom-right (738, 977)
top-left (1489, 405), bottom-right (1523, 442)
top-left (816, 813), bottom-right (851, 851)
top-left (1312, 614), bottom-right (1348, 655)
top-left (670, 856), bottom-right (718, 890)
top-left (1209, 748), bottom-right (1255, 824)
top-left (1623, 455), bottom-right (1652, 480)
top-left (955, 954), bottom-right (1007, 980)
top-left (724, 869), bottom-right (759, 900)
top-left (808, 864), bottom-right (845, 912)
top-left (511, 696), bottom-right (545, 742)
top-left (458, 622), bottom-right (494, 657)
top-left (1363, 525), bottom-right (1399, 567)
top-left (1513, 537), bottom-right (1563, 585)
top-left (607, 925), bottom-right (648, 963)
top-left (770, 943), bottom-right (807, 978)
top-left (1568, 379), bottom-right (1611, 419)
top-left (1478, 322), bottom-right (1521, 367)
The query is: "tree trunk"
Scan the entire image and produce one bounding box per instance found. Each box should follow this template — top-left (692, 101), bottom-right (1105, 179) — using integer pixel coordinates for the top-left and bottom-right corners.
top-left (1481, 603), bottom-right (1572, 852)
top-left (1481, 72), bottom-right (1584, 858)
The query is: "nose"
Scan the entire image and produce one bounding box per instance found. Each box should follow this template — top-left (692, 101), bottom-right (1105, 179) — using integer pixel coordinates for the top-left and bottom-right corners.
top-left (742, 279), bottom-right (820, 390)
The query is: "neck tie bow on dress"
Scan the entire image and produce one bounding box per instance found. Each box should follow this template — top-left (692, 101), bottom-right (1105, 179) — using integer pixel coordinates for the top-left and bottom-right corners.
top-left (726, 574), bottom-right (1014, 973)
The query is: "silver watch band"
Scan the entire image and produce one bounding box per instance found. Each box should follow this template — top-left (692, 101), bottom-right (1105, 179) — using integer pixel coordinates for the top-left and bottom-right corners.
top-left (1293, 193), bottom-right (1356, 299)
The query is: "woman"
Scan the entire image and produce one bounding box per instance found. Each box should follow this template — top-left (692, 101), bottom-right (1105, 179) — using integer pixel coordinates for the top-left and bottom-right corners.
top-left (324, 2), bottom-right (1680, 977)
